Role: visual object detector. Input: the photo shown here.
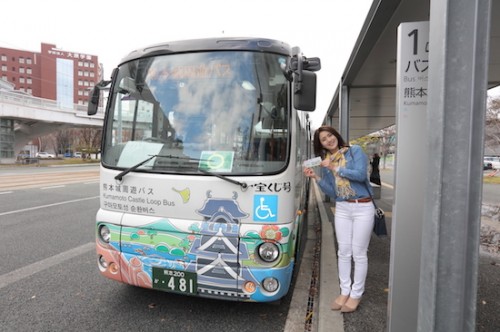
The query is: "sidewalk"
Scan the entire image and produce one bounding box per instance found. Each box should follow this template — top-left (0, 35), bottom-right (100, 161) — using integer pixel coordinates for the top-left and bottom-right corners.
top-left (313, 169), bottom-right (500, 332)
top-left (314, 179), bottom-right (391, 332)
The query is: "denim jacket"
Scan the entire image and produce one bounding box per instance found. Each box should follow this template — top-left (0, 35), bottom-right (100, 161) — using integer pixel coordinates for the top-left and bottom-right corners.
top-left (316, 145), bottom-right (373, 202)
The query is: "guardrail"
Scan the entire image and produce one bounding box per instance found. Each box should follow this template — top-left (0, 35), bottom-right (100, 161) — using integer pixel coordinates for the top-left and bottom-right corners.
top-left (0, 90), bottom-right (105, 115)
top-left (15, 157), bottom-right (40, 165)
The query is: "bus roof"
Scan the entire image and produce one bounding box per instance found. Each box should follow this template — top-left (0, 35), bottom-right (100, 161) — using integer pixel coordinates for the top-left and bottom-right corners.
top-left (119, 37), bottom-right (294, 65)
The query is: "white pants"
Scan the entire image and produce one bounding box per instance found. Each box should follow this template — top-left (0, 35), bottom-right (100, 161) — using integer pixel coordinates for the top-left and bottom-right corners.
top-left (334, 201), bottom-right (375, 299)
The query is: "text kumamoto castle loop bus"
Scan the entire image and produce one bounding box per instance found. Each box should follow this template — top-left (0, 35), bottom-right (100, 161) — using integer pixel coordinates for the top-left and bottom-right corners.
top-left (88, 37), bottom-right (320, 302)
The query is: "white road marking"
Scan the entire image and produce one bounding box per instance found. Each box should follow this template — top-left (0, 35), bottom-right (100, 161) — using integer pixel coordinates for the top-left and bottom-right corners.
top-left (0, 196), bottom-right (99, 217)
top-left (40, 185), bottom-right (66, 190)
top-left (382, 182), bottom-right (394, 189)
top-left (0, 242), bottom-right (95, 290)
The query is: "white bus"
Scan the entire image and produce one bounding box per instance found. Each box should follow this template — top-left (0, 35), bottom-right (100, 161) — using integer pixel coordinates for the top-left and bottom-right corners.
top-left (88, 37), bottom-right (321, 302)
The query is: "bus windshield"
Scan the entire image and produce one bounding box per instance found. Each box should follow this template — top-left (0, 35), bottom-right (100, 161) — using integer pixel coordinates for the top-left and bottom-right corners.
top-left (102, 51), bottom-right (290, 175)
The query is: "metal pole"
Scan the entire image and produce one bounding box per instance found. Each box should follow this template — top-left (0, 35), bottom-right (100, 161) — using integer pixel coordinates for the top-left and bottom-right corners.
top-left (339, 84), bottom-right (350, 141)
top-left (418, 0), bottom-right (491, 331)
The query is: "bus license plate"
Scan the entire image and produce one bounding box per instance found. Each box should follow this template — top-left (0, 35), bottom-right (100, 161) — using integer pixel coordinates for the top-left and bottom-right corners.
top-left (152, 267), bottom-right (197, 295)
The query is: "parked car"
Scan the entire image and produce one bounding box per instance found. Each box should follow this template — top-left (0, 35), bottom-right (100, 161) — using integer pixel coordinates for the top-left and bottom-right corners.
top-left (36, 152), bottom-right (55, 159)
top-left (17, 150), bottom-right (31, 159)
top-left (73, 152), bottom-right (82, 158)
top-left (484, 161), bottom-right (493, 170)
top-left (484, 156), bottom-right (500, 169)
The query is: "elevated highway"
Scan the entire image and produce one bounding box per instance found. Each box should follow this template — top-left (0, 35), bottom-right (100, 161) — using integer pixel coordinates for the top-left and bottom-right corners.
top-left (0, 90), bottom-right (104, 162)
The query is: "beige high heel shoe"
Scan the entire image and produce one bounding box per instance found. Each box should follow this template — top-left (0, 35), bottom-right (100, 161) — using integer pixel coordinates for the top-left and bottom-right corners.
top-left (331, 294), bottom-right (349, 310)
top-left (340, 297), bottom-right (361, 313)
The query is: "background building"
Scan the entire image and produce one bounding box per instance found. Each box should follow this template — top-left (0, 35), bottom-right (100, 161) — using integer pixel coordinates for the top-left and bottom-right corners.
top-left (0, 43), bottom-right (102, 161)
top-left (0, 42), bottom-right (101, 107)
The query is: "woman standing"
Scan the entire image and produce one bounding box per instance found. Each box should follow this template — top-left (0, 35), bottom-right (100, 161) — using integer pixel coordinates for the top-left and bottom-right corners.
top-left (303, 125), bottom-right (374, 313)
top-left (370, 153), bottom-right (381, 185)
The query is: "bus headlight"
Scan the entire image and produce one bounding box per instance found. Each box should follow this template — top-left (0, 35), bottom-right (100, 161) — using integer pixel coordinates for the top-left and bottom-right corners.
top-left (98, 255), bottom-right (108, 269)
top-left (261, 277), bottom-right (279, 293)
top-left (257, 242), bottom-right (280, 263)
top-left (98, 224), bottom-right (111, 243)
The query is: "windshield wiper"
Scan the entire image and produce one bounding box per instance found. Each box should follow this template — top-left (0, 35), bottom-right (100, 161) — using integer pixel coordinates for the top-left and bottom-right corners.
top-left (115, 155), bottom-right (156, 181)
top-left (198, 168), bottom-right (248, 191)
top-left (114, 154), bottom-right (200, 181)
top-left (114, 154), bottom-right (248, 190)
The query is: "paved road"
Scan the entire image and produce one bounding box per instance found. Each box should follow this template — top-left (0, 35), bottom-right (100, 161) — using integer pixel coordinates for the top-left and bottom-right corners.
top-left (0, 166), bottom-right (99, 190)
top-left (0, 166), bottom-right (309, 332)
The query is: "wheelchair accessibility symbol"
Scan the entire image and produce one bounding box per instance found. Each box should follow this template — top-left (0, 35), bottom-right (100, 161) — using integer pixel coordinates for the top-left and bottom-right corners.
top-left (253, 195), bottom-right (278, 222)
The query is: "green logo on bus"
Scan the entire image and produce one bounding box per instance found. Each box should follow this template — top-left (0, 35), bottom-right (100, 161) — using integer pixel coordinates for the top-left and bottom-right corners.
top-left (199, 151), bottom-right (234, 172)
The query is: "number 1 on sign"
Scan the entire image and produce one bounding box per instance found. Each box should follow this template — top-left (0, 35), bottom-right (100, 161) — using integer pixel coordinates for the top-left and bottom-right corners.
top-left (408, 29), bottom-right (418, 55)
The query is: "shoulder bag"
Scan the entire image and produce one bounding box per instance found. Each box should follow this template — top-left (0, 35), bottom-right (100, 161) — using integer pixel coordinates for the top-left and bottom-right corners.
top-left (349, 148), bottom-right (388, 237)
top-left (364, 182), bottom-right (388, 237)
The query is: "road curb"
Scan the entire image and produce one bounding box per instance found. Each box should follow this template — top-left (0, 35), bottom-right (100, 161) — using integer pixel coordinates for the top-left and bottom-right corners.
top-left (313, 181), bottom-right (344, 332)
top-left (284, 183), bottom-right (319, 332)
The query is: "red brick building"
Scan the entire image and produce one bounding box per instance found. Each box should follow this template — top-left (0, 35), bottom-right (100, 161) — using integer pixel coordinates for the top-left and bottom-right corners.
top-left (0, 43), bottom-right (101, 107)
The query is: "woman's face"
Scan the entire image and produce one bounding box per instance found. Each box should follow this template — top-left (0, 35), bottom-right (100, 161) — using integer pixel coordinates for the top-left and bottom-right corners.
top-left (319, 130), bottom-right (339, 153)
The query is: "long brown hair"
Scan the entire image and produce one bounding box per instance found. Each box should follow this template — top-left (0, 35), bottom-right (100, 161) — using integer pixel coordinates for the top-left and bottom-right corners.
top-left (313, 126), bottom-right (348, 159)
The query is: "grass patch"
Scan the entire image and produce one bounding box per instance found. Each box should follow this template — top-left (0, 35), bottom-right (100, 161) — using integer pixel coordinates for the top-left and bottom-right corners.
top-left (483, 174), bottom-right (500, 184)
top-left (1, 158), bottom-right (100, 167)
top-left (46, 158), bottom-right (100, 165)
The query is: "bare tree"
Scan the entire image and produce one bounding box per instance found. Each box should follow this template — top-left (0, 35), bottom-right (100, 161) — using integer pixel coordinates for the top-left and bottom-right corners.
top-left (364, 125), bottom-right (396, 169)
top-left (78, 128), bottom-right (102, 158)
top-left (39, 127), bottom-right (100, 158)
top-left (485, 95), bottom-right (500, 156)
top-left (53, 129), bottom-right (73, 156)
top-left (45, 133), bottom-right (58, 157)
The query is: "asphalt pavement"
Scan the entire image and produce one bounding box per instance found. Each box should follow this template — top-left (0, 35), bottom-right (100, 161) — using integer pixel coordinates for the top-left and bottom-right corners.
top-left (312, 169), bottom-right (500, 332)
top-left (5, 162), bottom-right (498, 331)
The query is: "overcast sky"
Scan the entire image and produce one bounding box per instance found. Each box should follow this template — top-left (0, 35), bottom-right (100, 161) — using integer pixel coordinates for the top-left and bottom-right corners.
top-left (0, 0), bottom-right (373, 128)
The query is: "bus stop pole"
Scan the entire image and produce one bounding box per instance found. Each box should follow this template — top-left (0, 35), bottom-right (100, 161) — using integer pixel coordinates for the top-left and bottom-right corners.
top-left (418, 0), bottom-right (491, 331)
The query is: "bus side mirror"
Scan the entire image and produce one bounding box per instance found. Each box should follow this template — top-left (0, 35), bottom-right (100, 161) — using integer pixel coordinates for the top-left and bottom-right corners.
top-left (88, 86), bottom-right (100, 116)
top-left (293, 70), bottom-right (317, 112)
top-left (303, 57), bottom-right (321, 71)
top-left (88, 76), bottom-right (113, 116)
top-left (88, 70), bottom-right (115, 116)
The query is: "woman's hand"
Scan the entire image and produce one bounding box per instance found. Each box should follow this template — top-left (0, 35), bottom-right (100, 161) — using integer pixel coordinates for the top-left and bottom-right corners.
top-left (320, 157), bottom-right (340, 173)
top-left (303, 167), bottom-right (319, 180)
top-left (320, 159), bottom-right (331, 168)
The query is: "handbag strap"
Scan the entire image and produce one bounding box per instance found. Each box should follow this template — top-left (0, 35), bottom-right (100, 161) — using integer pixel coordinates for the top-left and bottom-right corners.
top-left (363, 181), bottom-right (379, 210)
